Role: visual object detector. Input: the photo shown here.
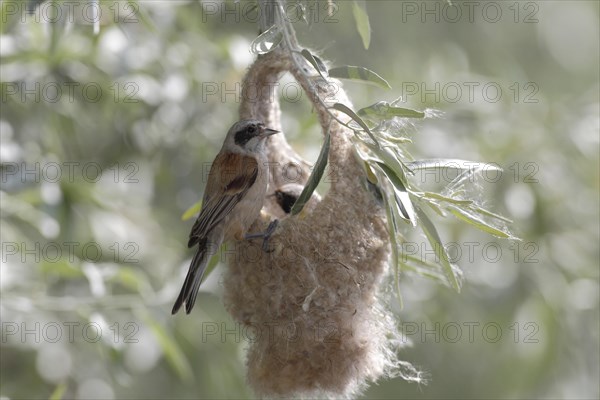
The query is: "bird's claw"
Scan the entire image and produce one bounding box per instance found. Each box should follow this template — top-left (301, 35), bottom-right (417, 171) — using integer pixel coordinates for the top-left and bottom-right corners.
top-left (244, 219), bottom-right (279, 252)
top-left (261, 220), bottom-right (279, 252)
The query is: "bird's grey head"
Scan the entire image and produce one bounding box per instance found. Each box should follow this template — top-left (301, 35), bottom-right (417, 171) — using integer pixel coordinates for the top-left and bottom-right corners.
top-left (226, 120), bottom-right (279, 153)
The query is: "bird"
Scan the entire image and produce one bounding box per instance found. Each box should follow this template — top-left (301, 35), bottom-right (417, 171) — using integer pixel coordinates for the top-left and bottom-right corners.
top-left (271, 183), bottom-right (322, 216)
top-left (172, 120), bottom-right (279, 315)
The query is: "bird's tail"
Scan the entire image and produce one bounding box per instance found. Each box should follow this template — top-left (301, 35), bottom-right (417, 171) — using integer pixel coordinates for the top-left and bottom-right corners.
top-left (172, 238), bottom-right (211, 314)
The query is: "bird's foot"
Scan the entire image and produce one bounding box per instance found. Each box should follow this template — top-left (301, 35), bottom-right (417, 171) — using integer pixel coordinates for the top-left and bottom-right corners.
top-left (244, 219), bottom-right (279, 252)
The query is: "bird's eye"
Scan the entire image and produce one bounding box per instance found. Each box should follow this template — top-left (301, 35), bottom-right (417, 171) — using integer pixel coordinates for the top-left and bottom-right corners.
top-left (247, 125), bottom-right (256, 134)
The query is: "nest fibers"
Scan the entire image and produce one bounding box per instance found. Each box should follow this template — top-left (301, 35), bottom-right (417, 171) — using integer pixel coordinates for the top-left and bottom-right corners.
top-left (223, 50), bottom-right (422, 398)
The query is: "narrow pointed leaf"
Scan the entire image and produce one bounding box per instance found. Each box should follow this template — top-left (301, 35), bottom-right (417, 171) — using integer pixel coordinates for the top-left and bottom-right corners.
top-left (358, 101), bottom-right (425, 121)
top-left (400, 254), bottom-right (448, 283)
top-left (300, 49), bottom-right (328, 79)
top-left (445, 168), bottom-right (476, 194)
top-left (376, 132), bottom-right (413, 145)
top-left (448, 207), bottom-right (514, 239)
top-left (181, 200), bottom-right (202, 221)
top-left (312, 55), bottom-right (328, 76)
top-left (426, 200), bottom-right (446, 217)
top-left (250, 25), bottom-right (283, 54)
top-left (469, 205), bottom-right (514, 224)
top-left (415, 191), bottom-right (473, 206)
top-left (383, 193), bottom-right (403, 309)
top-left (290, 132), bottom-right (330, 215)
top-left (377, 162), bottom-right (417, 226)
top-left (49, 383), bottom-right (67, 400)
top-left (328, 66), bottom-right (391, 89)
top-left (352, 0), bottom-right (371, 49)
top-left (415, 207), bottom-right (461, 291)
top-left (332, 102), bottom-right (379, 146)
top-left (364, 161), bottom-right (378, 184)
top-left (367, 144), bottom-right (411, 184)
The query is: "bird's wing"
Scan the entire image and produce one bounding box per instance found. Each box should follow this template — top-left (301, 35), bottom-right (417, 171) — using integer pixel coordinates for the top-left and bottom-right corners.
top-left (188, 153), bottom-right (259, 247)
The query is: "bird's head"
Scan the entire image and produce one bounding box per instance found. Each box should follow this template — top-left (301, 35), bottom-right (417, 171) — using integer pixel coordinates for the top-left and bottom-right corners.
top-left (224, 119), bottom-right (279, 153)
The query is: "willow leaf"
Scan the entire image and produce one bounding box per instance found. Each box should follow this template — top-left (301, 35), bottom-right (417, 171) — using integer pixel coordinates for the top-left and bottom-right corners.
top-left (181, 200), bottom-right (202, 221)
top-left (300, 49), bottom-right (328, 79)
top-left (49, 383), bottom-right (67, 400)
top-left (378, 163), bottom-right (417, 226)
top-left (415, 191), bottom-right (473, 206)
top-left (415, 206), bottom-right (461, 291)
top-left (383, 191), bottom-right (403, 309)
top-left (332, 103), bottom-right (379, 146)
top-left (368, 144), bottom-right (411, 183)
top-left (352, 0), bottom-right (371, 49)
top-left (250, 25), bottom-right (283, 54)
top-left (425, 199), bottom-right (446, 217)
top-left (290, 132), bottom-right (330, 215)
top-left (400, 254), bottom-right (448, 283)
top-left (364, 161), bottom-right (379, 184)
top-left (358, 101), bottom-right (425, 121)
top-left (328, 66), bottom-right (391, 89)
top-left (449, 207), bottom-right (513, 239)
top-left (469, 204), bottom-right (514, 224)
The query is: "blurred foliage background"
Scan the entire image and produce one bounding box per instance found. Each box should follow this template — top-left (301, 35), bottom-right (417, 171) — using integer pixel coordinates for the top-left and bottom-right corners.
top-left (1, 0), bottom-right (598, 399)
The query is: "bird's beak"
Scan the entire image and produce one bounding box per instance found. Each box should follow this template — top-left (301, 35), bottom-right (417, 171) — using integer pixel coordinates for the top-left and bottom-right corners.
top-left (260, 127), bottom-right (279, 137)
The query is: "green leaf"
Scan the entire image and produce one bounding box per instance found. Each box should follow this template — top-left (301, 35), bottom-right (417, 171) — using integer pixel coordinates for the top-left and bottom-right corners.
top-left (290, 132), bottom-right (331, 215)
top-left (425, 199), bottom-right (446, 217)
top-left (377, 163), bottom-right (417, 226)
top-left (250, 25), bottom-right (283, 54)
top-left (352, 0), bottom-right (371, 49)
top-left (469, 205), bottom-right (514, 224)
top-left (181, 200), bottom-right (202, 221)
top-left (49, 382), bottom-right (67, 400)
top-left (445, 169), bottom-right (477, 194)
top-left (376, 132), bottom-right (413, 145)
top-left (399, 254), bottom-right (448, 283)
top-left (448, 206), bottom-right (516, 239)
top-left (383, 192), bottom-right (403, 309)
top-left (364, 161), bottom-right (379, 184)
top-left (300, 49), bottom-right (329, 79)
top-left (331, 102), bottom-right (379, 147)
top-left (415, 191), bottom-right (473, 206)
top-left (367, 145), bottom-right (411, 189)
top-left (328, 66), bottom-right (391, 89)
top-left (144, 317), bottom-right (193, 382)
top-left (415, 207), bottom-right (461, 291)
top-left (358, 101), bottom-right (425, 121)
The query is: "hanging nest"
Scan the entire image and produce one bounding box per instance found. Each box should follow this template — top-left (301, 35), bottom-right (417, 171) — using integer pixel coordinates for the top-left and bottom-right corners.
top-left (223, 49), bottom-right (405, 398)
